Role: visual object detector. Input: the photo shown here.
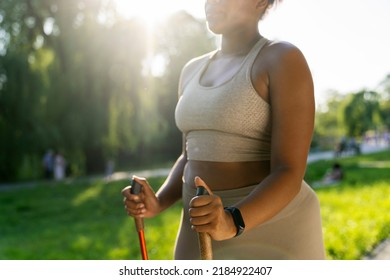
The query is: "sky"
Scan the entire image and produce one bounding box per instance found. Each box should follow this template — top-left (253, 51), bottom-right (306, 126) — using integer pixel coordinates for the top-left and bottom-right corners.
top-left (117, 0), bottom-right (390, 106)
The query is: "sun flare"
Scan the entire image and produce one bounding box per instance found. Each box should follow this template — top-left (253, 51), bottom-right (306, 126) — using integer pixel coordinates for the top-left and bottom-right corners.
top-left (114, 0), bottom-right (181, 25)
top-left (112, 0), bottom-right (204, 77)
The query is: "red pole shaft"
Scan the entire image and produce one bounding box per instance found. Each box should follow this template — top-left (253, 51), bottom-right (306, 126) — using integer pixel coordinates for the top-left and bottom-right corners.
top-left (134, 217), bottom-right (148, 260)
top-left (130, 180), bottom-right (148, 260)
top-left (138, 229), bottom-right (148, 260)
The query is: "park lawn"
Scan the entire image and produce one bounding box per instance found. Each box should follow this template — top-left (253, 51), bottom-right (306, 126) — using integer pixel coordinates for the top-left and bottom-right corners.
top-left (305, 149), bottom-right (390, 260)
top-left (0, 177), bottom-right (181, 260)
top-left (0, 149), bottom-right (389, 260)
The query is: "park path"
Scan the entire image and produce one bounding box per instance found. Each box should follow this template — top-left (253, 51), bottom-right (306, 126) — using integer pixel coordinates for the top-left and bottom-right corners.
top-left (363, 239), bottom-right (390, 260)
top-left (307, 141), bottom-right (389, 163)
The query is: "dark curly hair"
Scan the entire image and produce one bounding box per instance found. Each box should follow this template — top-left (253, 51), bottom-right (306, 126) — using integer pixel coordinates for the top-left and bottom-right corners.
top-left (260, 0), bottom-right (282, 19)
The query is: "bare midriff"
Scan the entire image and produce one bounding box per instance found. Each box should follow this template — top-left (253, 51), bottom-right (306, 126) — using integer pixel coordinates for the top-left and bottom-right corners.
top-left (184, 160), bottom-right (270, 191)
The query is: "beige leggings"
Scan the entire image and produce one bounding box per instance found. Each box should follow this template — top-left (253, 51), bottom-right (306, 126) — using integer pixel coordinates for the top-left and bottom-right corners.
top-left (174, 181), bottom-right (326, 260)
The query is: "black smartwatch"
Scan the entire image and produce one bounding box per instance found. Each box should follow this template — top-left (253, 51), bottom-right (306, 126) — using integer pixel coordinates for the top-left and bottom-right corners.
top-left (224, 207), bottom-right (245, 237)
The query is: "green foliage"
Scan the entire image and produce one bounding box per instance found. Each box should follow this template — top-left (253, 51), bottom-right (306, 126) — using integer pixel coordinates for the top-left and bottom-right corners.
top-left (0, 1), bottom-right (215, 181)
top-left (0, 48), bottom-right (48, 180)
top-left (314, 91), bottom-right (345, 149)
top-left (314, 78), bottom-right (390, 150)
top-left (341, 91), bottom-right (382, 137)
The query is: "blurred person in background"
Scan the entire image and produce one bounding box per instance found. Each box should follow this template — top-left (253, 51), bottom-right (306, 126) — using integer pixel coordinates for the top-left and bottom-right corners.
top-left (42, 149), bottom-right (54, 180)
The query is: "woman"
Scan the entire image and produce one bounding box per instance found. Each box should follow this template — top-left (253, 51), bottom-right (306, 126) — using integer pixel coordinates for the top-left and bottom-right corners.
top-left (122, 0), bottom-right (325, 260)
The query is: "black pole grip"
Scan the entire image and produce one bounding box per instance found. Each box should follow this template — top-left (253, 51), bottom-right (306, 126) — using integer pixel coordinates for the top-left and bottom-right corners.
top-left (131, 179), bottom-right (143, 195)
top-left (130, 179), bottom-right (144, 231)
top-left (196, 186), bottom-right (209, 196)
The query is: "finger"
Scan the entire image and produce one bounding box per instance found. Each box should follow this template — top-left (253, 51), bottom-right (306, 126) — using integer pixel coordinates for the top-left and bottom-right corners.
top-left (125, 207), bottom-right (146, 217)
top-left (189, 200), bottom-right (211, 217)
top-left (132, 175), bottom-right (146, 185)
top-left (122, 184), bottom-right (143, 202)
top-left (191, 223), bottom-right (211, 233)
top-left (123, 197), bottom-right (144, 209)
top-left (194, 176), bottom-right (213, 196)
top-left (122, 190), bottom-right (143, 203)
top-left (124, 199), bottom-right (146, 216)
top-left (189, 195), bottom-right (213, 208)
top-left (121, 186), bottom-right (132, 198)
top-left (190, 213), bottom-right (210, 226)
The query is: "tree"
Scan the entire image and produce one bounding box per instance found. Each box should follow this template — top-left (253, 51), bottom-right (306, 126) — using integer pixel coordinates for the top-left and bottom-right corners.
top-left (313, 91), bottom-right (345, 149)
top-left (341, 90), bottom-right (382, 137)
top-left (378, 74), bottom-right (390, 130)
top-left (0, 1), bottom-right (216, 181)
top-left (0, 0), bottom-right (150, 180)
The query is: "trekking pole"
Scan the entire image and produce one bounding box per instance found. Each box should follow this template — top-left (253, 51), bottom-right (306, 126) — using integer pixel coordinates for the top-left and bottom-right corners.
top-left (130, 179), bottom-right (149, 260)
top-left (195, 186), bottom-right (213, 260)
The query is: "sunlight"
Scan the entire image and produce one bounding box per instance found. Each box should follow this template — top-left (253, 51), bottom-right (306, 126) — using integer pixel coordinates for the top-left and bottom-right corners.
top-left (113, 0), bottom-right (184, 77)
top-left (114, 0), bottom-right (180, 25)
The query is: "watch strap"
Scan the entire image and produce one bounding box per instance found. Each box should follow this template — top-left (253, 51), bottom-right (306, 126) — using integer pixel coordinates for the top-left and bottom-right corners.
top-left (224, 207), bottom-right (245, 237)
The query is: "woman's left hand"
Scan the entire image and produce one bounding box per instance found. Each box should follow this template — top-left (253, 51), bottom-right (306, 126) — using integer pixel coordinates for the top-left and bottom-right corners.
top-left (189, 176), bottom-right (237, 241)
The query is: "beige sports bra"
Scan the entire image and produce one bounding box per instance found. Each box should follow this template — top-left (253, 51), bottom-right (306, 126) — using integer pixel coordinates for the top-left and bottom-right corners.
top-left (175, 37), bottom-right (271, 162)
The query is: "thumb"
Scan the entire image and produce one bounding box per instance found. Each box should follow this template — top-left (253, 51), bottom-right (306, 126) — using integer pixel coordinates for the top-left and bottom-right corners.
top-left (194, 176), bottom-right (213, 196)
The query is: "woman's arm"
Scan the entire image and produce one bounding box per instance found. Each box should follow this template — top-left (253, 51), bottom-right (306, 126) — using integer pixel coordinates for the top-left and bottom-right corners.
top-left (155, 151), bottom-right (187, 212)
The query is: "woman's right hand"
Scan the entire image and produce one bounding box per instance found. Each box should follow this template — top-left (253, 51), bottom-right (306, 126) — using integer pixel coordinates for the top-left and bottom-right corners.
top-left (121, 176), bottom-right (161, 219)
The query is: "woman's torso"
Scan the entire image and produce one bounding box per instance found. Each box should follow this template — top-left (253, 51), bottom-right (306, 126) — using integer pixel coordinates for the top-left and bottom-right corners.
top-left (184, 160), bottom-right (270, 190)
top-left (177, 37), bottom-right (273, 191)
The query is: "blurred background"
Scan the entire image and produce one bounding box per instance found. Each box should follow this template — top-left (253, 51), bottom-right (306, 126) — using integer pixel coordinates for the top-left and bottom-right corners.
top-left (0, 0), bottom-right (217, 182)
top-left (0, 0), bottom-right (389, 182)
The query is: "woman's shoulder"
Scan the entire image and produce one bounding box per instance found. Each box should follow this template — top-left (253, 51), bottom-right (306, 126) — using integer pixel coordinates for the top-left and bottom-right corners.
top-left (182, 51), bottom-right (216, 75)
top-left (264, 39), bottom-right (302, 53)
top-left (262, 39), bottom-right (307, 66)
top-left (252, 39), bottom-right (311, 82)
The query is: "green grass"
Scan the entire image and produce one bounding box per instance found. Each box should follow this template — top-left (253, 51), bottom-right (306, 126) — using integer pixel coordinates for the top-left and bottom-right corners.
top-left (1, 149), bottom-right (389, 260)
top-left (0, 177), bottom-right (181, 260)
top-left (305, 149), bottom-right (390, 259)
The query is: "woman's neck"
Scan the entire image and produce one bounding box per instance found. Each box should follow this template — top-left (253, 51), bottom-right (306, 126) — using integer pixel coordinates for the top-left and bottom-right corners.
top-left (220, 31), bottom-right (262, 56)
